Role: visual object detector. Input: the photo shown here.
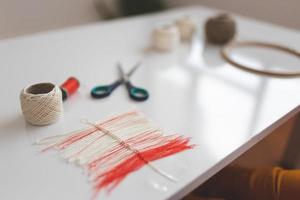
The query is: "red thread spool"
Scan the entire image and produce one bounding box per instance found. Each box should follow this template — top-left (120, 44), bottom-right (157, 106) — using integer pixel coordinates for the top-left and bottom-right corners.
top-left (60, 77), bottom-right (80, 101)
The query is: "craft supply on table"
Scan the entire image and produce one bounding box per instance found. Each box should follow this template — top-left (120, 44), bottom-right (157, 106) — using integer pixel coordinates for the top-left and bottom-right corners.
top-left (36, 111), bottom-right (194, 198)
top-left (205, 13), bottom-right (236, 45)
top-left (60, 77), bottom-right (80, 100)
top-left (91, 62), bottom-right (149, 101)
top-left (152, 23), bottom-right (180, 51)
top-left (20, 82), bottom-right (63, 125)
top-left (175, 16), bottom-right (196, 41)
top-left (20, 77), bottom-right (79, 126)
top-left (221, 41), bottom-right (300, 78)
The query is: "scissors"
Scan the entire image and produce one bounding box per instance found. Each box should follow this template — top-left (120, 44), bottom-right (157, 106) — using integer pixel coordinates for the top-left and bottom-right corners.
top-left (91, 62), bottom-right (149, 101)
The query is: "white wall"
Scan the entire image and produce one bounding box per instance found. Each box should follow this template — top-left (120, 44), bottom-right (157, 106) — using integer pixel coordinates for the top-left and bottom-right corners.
top-left (0, 0), bottom-right (101, 39)
top-left (0, 0), bottom-right (299, 39)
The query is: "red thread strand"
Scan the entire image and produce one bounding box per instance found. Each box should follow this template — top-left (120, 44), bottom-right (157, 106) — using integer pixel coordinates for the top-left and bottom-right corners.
top-left (92, 136), bottom-right (194, 197)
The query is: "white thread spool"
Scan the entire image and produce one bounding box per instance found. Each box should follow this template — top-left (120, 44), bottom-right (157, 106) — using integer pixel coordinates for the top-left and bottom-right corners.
top-left (175, 16), bottom-right (196, 41)
top-left (152, 24), bottom-right (180, 51)
top-left (20, 82), bottom-right (63, 125)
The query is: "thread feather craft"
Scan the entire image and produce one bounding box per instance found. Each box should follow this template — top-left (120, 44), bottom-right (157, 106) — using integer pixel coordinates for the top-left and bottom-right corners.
top-left (36, 111), bottom-right (194, 198)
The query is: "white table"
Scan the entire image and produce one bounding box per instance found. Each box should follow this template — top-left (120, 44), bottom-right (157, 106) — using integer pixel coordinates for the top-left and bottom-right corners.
top-left (0, 6), bottom-right (300, 200)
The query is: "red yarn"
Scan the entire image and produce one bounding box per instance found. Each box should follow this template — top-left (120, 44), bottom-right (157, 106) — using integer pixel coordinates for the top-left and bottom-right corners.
top-left (91, 136), bottom-right (194, 197)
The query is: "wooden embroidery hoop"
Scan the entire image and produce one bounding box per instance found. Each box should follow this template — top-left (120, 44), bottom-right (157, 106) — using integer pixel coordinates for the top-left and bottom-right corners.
top-left (221, 41), bottom-right (300, 78)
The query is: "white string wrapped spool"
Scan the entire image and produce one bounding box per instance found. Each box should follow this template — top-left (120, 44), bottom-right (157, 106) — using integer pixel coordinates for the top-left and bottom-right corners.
top-left (175, 16), bottom-right (196, 41)
top-left (20, 82), bottom-right (63, 125)
top-left (152, 24), bottom-right (180, 51)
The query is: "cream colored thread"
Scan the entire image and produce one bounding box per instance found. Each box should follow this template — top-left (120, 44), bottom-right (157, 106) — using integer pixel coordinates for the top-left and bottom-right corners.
top-left (20, 83), bottom-right (63, 125)
top-left (176, 16), bottom-right (196, 41)
top-left (152, 23), bottom-right (180, 51)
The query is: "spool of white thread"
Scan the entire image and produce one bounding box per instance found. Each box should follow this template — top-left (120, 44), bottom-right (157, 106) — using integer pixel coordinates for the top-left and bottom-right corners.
top-left (175, 16), bottom-right (196, 41)
top-left (20, 82), bottom-right (63, 125)
top-left (152, 24), bottom-right (180, 51)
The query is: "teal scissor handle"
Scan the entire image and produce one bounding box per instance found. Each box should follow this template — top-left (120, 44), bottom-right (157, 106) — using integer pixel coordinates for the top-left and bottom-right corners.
top-left (125, 82), bottom-right (149, 101)
top-left (91, 80), bottom-right (122, 99)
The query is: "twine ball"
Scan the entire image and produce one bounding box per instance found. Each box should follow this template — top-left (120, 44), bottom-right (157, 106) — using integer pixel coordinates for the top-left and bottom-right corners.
top-left (205, 13), bottom-right (236, 45)
top-left (152, 24), bottom-right (180, 51)
top-left (175, 16), bottom-right (196, 41)
top-left (20, 82), bottom-right (63, 126)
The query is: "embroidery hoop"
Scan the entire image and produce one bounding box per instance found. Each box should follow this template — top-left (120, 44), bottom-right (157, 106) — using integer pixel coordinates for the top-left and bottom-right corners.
top-left (221, 41), bottom-right (300, 78)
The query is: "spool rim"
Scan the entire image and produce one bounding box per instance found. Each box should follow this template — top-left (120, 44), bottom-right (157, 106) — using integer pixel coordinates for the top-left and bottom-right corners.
top-left (24, 82), bottom-right (56, 96)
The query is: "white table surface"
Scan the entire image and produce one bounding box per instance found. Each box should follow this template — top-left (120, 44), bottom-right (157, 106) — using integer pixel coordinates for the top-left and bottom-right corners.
top-left (1, 6), bottom-right (300, 200)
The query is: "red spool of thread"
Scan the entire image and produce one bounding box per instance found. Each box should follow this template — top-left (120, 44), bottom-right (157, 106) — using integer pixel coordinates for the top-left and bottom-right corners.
top-left (60, 77), bottom-right (80, 101)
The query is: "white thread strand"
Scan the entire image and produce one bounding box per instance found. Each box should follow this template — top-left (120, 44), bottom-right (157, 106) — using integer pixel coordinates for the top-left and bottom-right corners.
top-left (20, 83), bottom-right (63, 125)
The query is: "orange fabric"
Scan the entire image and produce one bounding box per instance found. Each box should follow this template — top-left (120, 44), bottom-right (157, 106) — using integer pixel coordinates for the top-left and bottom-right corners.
top-left (195, 167), bottom-right (300, 200)
top-left (277, 168), bottom-right (300, 199)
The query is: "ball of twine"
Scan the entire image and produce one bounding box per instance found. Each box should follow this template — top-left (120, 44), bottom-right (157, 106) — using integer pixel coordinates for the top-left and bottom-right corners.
top-left (20, 82), bottom-right (63, 126)
top-left (152, 23), bottom-right (180, 51)
top-left (205, 13), bottom-right (236, 45)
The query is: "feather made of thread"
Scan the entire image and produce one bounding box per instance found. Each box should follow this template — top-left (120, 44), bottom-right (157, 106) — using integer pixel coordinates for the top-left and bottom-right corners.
top-left (36, 111), bottom-right (194, 199)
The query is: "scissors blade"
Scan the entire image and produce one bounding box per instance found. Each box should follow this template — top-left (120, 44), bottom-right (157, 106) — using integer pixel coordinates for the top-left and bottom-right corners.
top-left (117, 62), bottom-right (128, 82)
top-left (117, 61), bottom-right (141, 80)
top-left (127, 61), bottom-right (142, 77)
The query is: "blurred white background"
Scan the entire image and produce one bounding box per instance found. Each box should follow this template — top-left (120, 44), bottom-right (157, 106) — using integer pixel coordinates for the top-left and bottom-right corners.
top-left (0, 0), bottom-right (299, 39)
